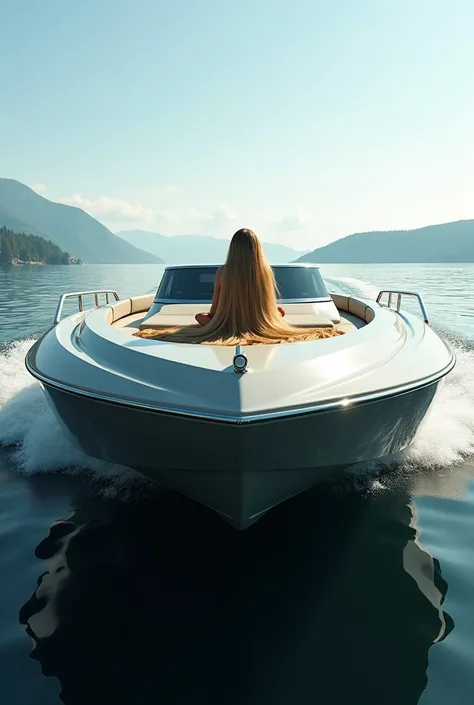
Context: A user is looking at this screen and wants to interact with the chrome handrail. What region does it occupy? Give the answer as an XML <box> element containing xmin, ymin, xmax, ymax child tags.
<box><xmin>53</xmin><ymin>290</ymin><xmax>120</xmax><ymax>325</ymax></box>
<box><xmin>376</xmin><ymin>290</ymin><xmax>430</xmax><ymax>324</ymax></box>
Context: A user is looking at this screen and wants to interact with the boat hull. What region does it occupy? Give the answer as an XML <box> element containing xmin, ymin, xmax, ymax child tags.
<box><xmin>39</xmin><ymin>379</ymin><xmax>440</xmax><ymax>528</ymax></box>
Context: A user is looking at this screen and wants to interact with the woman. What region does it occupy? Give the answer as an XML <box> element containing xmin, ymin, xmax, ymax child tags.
<box><xmin>135</xmin><ymin>228</ymin><xmax>344</xmax><ymax>345</ymax></box>
<box><xmin>194</xmin><ymin>262</ymin><xmax>285</xmax><ymax>327</ymax></box>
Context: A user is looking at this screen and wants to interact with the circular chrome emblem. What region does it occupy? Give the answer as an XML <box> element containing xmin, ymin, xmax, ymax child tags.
<box><xmin>233</xmin><ymin>351</ymin><xmax>248</xmax><ymax>373</ymax></box>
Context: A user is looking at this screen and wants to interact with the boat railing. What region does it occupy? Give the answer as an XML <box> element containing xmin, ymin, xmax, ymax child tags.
<box><xmin>53</xmin><ymin>290</ymin><xmax>120</xmax><ymax>325</ymax></box>
<box><xmin>376</xmin><ymin>290</ymin><xmax>430</xmax><ymax>324</ymax></box>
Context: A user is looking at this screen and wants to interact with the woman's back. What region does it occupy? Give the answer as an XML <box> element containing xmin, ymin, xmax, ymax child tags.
<box><xmin>135</xmin><ymin>229</ymin><xmax>344</xmax><ymax>345</ymax></box>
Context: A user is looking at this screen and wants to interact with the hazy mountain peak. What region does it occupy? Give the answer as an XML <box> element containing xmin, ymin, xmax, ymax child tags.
<box><xmin>296</xmin><ymin>220</ymin><xmax>474</xmax><ymax>264</ymax></box>
<box><xmin>0</xmin><ymin>179</ymin><xmax>162</xmax><ymax>264</ymax></box>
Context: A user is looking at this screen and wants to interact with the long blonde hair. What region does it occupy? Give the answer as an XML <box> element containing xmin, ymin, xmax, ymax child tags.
<box><xmin>135</xmin><ymin>228</ymin><xmax>343</xmax><ymax>345</ymax></box>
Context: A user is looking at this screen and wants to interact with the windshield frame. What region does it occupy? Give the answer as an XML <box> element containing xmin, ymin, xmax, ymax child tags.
<box><xmin>153</xmin><ymin>264</ymin><xmax>331</xmax><ymax>304</ymax></box>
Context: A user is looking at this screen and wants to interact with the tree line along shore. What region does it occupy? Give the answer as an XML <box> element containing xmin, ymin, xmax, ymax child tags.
<box><xmin>0</xmin><ymin>227</ymin><xmax>81</xmax><ymax>265</ymax></box>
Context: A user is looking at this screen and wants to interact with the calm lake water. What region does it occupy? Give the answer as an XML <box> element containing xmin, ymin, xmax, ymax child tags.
<box><xmin>1</xmin><ymin>262</ymin><xmax>474</xmax><ymax>704</ymax></box>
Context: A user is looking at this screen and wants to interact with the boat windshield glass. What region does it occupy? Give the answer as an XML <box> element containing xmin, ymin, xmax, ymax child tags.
<box><xmin>155</xmin><ymin>266</ymin><xmax>329</xmax><ymax>302</ymax></box>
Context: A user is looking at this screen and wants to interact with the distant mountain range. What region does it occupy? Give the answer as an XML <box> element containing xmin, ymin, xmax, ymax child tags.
<box><xmin>116</xmin><ymin>229</ymin><xmax>307</xmax><ymax>264</ymax></box>
<box><xmin>296</xmin><ymin>220</ymin><xmax>474</xmax><ymax>263</ymax></box>
<box><xmin>0</xmin><ymin>179</ymin><xmax>161</xmax><ymax>264</ymax></box>
<box><xmin>2</xmin><ymin>179</ymin><xmax>473</xmax><ymax>266</ymax></box>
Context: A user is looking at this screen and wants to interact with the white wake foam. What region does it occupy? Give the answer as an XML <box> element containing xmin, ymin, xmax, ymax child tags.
<box><xmin>1</xmin><ymin>323</ymin><xmax>474</xmax><ymax>492</ymax></box>
<box><xmin>0</xmin><ymin>339</ymin><xmax>149</xmax><ymax>497</ymax></box>
<box><xmin>326</xmin><ymin>275</ymin><xmax>380</xmax><ymax>300</ymax></box>
<box><xmin>328</xmin><ymin>276</ymin><xmax>474</xmax><ymax>467</ymax></box>
<box><xmin>408</xmin><ymin>345</ymin><xmax>474</xmax><ymax>465</ymax></box>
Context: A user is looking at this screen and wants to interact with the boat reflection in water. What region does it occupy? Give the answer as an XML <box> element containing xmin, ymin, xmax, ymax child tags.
<box><xmin>19</xmin><ymin>477</ymin><xmax>454</xmax><ymax>705</ymax></box>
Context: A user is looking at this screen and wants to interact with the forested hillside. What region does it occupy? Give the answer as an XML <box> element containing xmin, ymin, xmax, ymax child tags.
<box><xmin>0</xmin><ymin>226</ymin><xmax>77</xmax><ymax>264</ymax></box>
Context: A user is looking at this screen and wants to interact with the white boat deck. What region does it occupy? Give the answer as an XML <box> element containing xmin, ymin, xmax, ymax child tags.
<box><xmin>111</xmin><ymin>310</ymin><xmax>366</xmax><ymax>334</ymax></box>
<box><xmin>31</xmin><ymin>287</ymin><xmax>454</xmax><ymax>425</ymax></box>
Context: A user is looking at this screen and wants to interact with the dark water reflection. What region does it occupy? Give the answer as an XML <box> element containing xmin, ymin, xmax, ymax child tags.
<box><xmin>19</xmin><ymin>480</ymin><xmax>452</xmax><ymax>705</ymax></box>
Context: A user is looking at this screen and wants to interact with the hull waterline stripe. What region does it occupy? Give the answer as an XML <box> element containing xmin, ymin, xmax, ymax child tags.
<box><xmin>25</xmin><ymin>353</ymin><xmax>456</xmax><ymax>425</ymax></box>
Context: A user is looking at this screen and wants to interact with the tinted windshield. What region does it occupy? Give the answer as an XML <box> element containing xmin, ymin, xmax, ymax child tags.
<box><xmin>155</xmin><ymin>266</ymin><xmax>329</xmax><ymax>302</ymax></box>
<box><xmin>156</xmin><ymin>267</ymin><xmax>218</xmax><ymax>301</ymax></box>
<box><xmin>275</xmin><ymin>267</ymin><xmax>329</xmax><ymax>300</ymax></box>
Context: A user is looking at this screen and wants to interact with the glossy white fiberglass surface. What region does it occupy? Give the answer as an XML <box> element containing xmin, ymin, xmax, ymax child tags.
<box><xmin>30</xmin><ymin>296</ymin><xmax>454</xmax><ymax>417</ymax></box>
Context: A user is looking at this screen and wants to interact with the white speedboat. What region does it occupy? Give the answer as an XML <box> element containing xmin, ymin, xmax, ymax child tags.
<box><xmin>25</xmin><ymin>264</ymin><xmax>455</xmax><ymax>528</ymax></box>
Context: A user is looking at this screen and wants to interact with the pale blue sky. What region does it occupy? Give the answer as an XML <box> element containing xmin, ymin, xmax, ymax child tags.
<box><xmin>1</xmin><ymin>0</ymin><xmax>473</xmax><ymax>248</ymax></box>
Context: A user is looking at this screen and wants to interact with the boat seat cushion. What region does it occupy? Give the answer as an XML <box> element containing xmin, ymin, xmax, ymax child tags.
<box><xmin>331</xmin><ymin>294</ymin><xmax>350</xmax><ymax>312</ymax></box>
<box><xmin>284</xmin><ymin>313</ymin><xmax>334</xmax><ymax>328</ymax></box>
<box><xmin>348</xmin><ymin>298</ymin><xmax>375</xmax><ymax>323</ymax></box>
<box><xmin>109</xmin><ymin>295</ymin><xmax>156</xmax><ymax>324</ymax></box>
<box><xmin>110</xmin><ymin>299</ymin><xmax>132</xmax><ymax>323</ymax></box>
<box><xmin>130</xmin><ymin>294</ymin><xmax>155</xmax><ymax>314</ymax></box>
<box><xmin>348</xmin><ymin>298</ymin><xmax>368</xmax><ymax>319</ymax></box>
<box><xmin>332</xmin><ymin>294</ymin><xmax>374</xmax><ymax>323</ymax></box>
<box><xmin>366</xmin><ymin>307</ymin><xmax>375</xmax><ymax>323</ymax></box>
<box><xmin>140</xmin><ymin>304</ymin><xmax>335</xmax><ymax>330</ymax></box>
